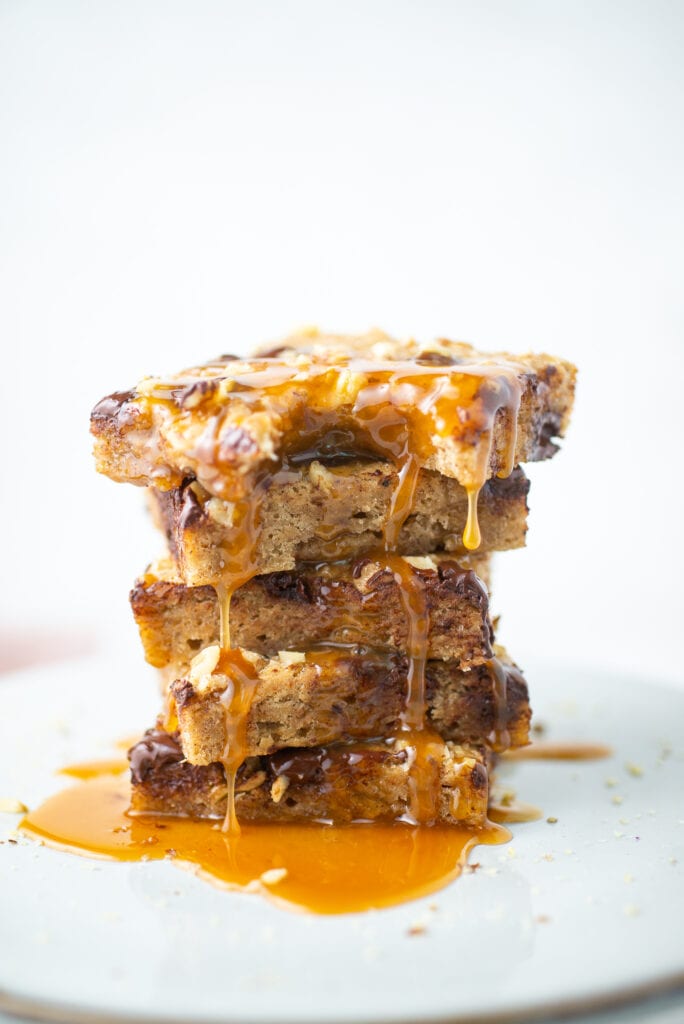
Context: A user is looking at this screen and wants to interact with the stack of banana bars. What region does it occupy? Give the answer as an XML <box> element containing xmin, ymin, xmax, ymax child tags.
<box><xmin>91</xmin><ymin>331</ymin><xmax>575</xmax><ymax>829</ymax></box>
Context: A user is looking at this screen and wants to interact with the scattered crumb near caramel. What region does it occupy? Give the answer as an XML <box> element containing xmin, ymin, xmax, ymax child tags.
<box><xmin>0</xmin><ymin>798</ymin><xmax>28</xmax><ymax>814</ymax></box>
<box><xmin>270</xmin><ymin>775</ymin><xmax>290</xmax><ymax>804</ymax></box>
<box><xmin>532</xmin><ymin>721</ymin><xmax>546</xmax><ymax>736</ymax></box>
<box><xmin>428</xmin><ymin>902</ymin><xmax>439</xmax><ymax>912</ymax></box>
<box><xmin>165</xmin><ymin>848</ymin><xmax>178</xmax><ymax>859</ymax></box>
<box><xmin>407</xmin><ymin>923</ymin><xmax>427</xmax><ymax>936</ymax></box>
<box><xmin>465</xmin><ymin>862</ymin><xmax>481</xmax><ymax>874</ymax></box>
<box><xmin>546</xmin><ymin>816</ymin><xmax>558</xmax><ymax>824</ymax></box>
<box><xmin>535</xmin><ymin>914</ymin><xmax>551</xmax><ymax>925</ymax></box>
<box><xmin>612</xmin><ymin>795</ymin><xmax>624</xmax><ymax>805</ymax></box>
<box><xmin>626</xmin><ymin>762</ymin><xmax>644</xmax><ymax>778</ymax></box>
<box><xmin>260</xmin><ymin>867</ymin><xmax>288</xmax><ymax>886</ymax></box>
<box><xmin>541</xmin><ymin>853</ymin><xmax>554</xmax><ymax>862</ymax></box>
<box><xmin>605</xmin><ymin>777</ymin><xmax>618</xmax><ymax>788</ymax></box>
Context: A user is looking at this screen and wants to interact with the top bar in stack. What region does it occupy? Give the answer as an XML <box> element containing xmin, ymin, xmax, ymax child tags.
<box><xmin>91</xmin><ymin>329</ymin><xmax>576</xmax><ymax>832</ymax></box>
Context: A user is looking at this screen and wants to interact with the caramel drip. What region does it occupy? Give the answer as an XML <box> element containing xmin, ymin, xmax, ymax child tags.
<box><xmin>378</xmin><ymin>555</ymin><xmax>442</xmax><ymax>824</ymax></box>
<box><xmin>214</xmin><ymin>492</ymin><xmax>264</xmax><ymax>648</ymax></box>
<box><xmin>199</xmin><ymin>481</ymin><xmax>265</xmax><ymax>832</ymax></box>
<box><xmin>216</xmin><ymin>648</ymin><xmax>261</xmax><ymax>835</ymax></box>
<box><xmin>462</xmin><ymin>374</ymin><xmax>521</xmax><ymax>551</ymax></box>
<box><xmin>161</xmin><ymin>690</ymin><xmax>178</xmax><ymax>733</ymax></box>
<box><xmin>20</xmin><ymin>776</ymin><xmax>510</xmax><ymax>914</ymax></box>
<box><xmin>463</xmin><ymin>486</ymin><xmax>482</xmax><ymax>551</ymax></box>
<box><xmin>487</xmin><ymin>656</ymin><xmax>511</xmax><ymax>753</ymax></box>
<box><xmin>347</xmin><ymin>397</ymin><xmax>445</xmax><ymax>823</ymax></box>
<box><xmin>214</xmin><ymin>503</ymin><xmax>262</xmax><ymax>835</ymax></box>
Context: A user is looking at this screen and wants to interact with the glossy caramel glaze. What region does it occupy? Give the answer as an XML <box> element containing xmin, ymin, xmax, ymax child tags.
<box><xmin>91</xmin><ymin>332</ymin><xmax>573</xmax><ymax>511</ymax></box>
<box><xmin>20</xmin><ymin>774</ymin><xmax>509</xmax><ymax>914</ymax></box>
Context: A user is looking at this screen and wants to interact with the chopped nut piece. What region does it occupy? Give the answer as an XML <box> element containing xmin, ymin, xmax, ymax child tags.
<box><xmin>403</xmin><ymin>556</ymin><xmax>437</xmax><ymax>570</ymax></box>
<box><xmin>188</xmin><ymin>645</ymin><xmax>221</xmax><ymax>691</ymax></box>
<box><xmin>205</xmin><ymin>497</ymin><xmax>236</xmax><ymax>529</ymax></box>
<box><xmin>277</xmin><ymin>650</ymin><xmax>306</xmax><ymax>667</ymax></box>
<box><xmin>546</xmin><ymin>816</ymin><xmax>558</xmax><ymax>824</ymax></box>
<box><xmin>270</xmin><ymin>776</ymin><xmax>290</xmax><ymax>804</ymax></box>
<box><xmin>626</xmin><ymin>762</ymin><xmax>644</xmax><ymax>778</ymax></box>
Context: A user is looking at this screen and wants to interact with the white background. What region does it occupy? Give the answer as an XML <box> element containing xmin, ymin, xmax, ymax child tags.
<box><xmin>1</xmin><ymin>0</ymin><xmax>682</xmax><ymax>686</ymax></box>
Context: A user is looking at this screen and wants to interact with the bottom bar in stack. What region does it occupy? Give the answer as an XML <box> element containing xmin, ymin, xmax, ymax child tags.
<box><xmin>129</xmin><ymin>731</ymin><xmax>491</xmax><ymax>825</ymax></box>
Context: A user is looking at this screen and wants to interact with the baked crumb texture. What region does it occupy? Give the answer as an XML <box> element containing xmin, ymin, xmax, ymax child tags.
<box><xmin>91</xmin><ymin>329</ymin><xmax>575</xmax><ymax>825</ymax></box>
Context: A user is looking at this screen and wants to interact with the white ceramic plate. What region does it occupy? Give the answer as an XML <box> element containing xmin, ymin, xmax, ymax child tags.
<box><xmin>1</xmin><ymin>652</ymin><xmax>683</xmax><ymax>1024</ymax></box>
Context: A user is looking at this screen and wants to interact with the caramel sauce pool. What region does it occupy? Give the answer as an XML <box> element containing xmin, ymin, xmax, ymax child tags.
<box><xmin>20</xmin><ymin>742</ymin><xmax>608</xmax><ymax>912</ymax></box>
<box><xmin>20</xmin><ymin>772</ymin><xmax>509</xmax><ymax>915</ymax></box>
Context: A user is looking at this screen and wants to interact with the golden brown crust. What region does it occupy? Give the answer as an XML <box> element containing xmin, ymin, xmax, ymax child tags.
<box><xmin>153</xmin><ymin>462</ymin><xmax>529</xmax><ymax>586</ymax></box>
<box><xmin>171</xmin><ymin>649</ymin><xmax>530</xmax><ymax>763</ymax></box>
<box><xmin>128</xmin><ymin>730</ymin><xmax>490</xmax><ymax>825</ymax></box>
<box><xmin>130</xmin><ymin>554</ymin><xmax>494</xmax><ymax>671</ymax></box>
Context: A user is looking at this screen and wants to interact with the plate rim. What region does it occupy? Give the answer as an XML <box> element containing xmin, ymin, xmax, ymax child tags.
<box><xmin>2</xmin><ymin>971</ymin><xmax>684</xmax><ymax>1024</ymax></box>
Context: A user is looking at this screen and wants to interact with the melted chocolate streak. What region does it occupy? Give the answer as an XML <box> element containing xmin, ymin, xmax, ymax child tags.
<box><xmin>128</xmin><ymin>730</ymin><xmax>184</xmax><ymax>784</ymax></box>
<box><xmin>129</xmin><ymin>728</ymin><xmax>408</xmax><ymax>789</ymax></box>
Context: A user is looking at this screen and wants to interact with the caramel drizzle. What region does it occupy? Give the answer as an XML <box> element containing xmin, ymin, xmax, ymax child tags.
<box><xmin>462</xmin><ymin>374</ymin><xmax>522</xmax><ymax>551</ymax></box>
<box><xmin>216</xmin><ymin>648</ymin><xmax>261</xmax><ymax>834</ymax></box>
<box><xmin>171</xmin><ymin>356</ymin><xmax>524</xmax><ymax>832</ymax></box>
<box><xmin>214</xmin><ymin>493</ymin><xmax>263</xmax><ymax>835</ymax></box>
<box><xmin>348</xmin><ymin>401</ymin><xmax>441</xmax><ymax>823</ymax></box>
<box><xmin>487</xmin><ymin>656</ymin><xmax>512</xmax><ymax>753</ymax></box>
